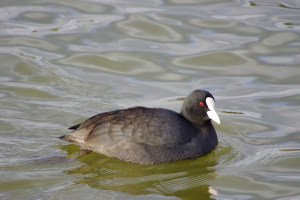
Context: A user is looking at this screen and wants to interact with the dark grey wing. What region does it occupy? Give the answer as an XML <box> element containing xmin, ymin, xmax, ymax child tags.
<box><xmin>70</xmin><ymin>110</ymin><xmax>121</xmax><ymax>131</ymax></box>
<box><xmin>61</xmin><ymin>110</ymin><xmax>121</xmax><ymax>144</ymax></box>
<box><xmin>84</xmin><ymin>107</ymin><xmax>197</xmax><ymax>148</ymax></box>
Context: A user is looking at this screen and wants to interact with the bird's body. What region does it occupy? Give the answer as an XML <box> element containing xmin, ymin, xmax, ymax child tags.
<box><xmin>59</xmin><ymin>90</ymin><xmax>220</xmax><ymax>164</ymax></box>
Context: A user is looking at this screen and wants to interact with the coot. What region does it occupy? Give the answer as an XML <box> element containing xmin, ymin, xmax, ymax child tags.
<box><xmin>59</xmin><ymin>90</ymin><xmax>220</xmax><ymax>164</ymax></box>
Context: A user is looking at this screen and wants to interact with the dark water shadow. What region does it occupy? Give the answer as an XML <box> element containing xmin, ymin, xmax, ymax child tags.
<box><xmin>60</xmin><ymin>144</ymin><xmax>220</xmax><ymax>200</ymax></box>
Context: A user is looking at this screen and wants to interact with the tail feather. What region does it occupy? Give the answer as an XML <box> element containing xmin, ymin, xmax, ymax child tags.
<box><xmin>58</xmin><ymin>135</ymin><xmax>65</xmax><ymax>140</ymax></box>
<box><xmin>69</xmin><ymin>123</ymin><xmax>81</xmax><ymax>130</ymax></box>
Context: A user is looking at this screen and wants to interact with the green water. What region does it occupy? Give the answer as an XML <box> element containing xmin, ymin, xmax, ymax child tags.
<box><xmin>1</xmin><ymin>0</ymin><xmax>300</xmax><ymax>199</ymax></box>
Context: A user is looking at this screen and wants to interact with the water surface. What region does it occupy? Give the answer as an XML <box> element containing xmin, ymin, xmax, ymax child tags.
<box><xmin>1</xmin><ymin>0</ymin><xmax>300</xmax><ymax>199</ymax></box>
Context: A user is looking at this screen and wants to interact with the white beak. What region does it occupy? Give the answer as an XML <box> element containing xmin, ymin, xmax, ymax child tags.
<box><xmin>206</xmin><ymin>97</ymin><xmax>220</xmax><ymax>124</ymax></box>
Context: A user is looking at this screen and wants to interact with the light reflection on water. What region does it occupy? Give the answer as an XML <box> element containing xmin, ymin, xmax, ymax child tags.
<box><xmin>1</xmin><ymin>0</ymin><xmax>300</xmax><ymax>199</ymax></box>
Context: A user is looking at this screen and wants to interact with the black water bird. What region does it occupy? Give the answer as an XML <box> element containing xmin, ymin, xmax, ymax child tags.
<box><xmin>59</xmin><ymin>90</ymin><xmax>220</xmax><ymax>164</ymax></box>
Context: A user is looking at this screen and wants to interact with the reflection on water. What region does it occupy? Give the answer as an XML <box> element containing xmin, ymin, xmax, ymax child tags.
<box><xmin>64</xmin><ymin>145</ymin><xmax>220</xmax><ymax>200</ymax></box>
<box><xmin>1</xmin><ymin>0</ymin><xmax>300</xmax><ymax>199</ymax></box>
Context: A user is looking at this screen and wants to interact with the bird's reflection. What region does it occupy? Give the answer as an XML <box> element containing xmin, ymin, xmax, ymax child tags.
<box><xmin>61</xmin><ymin>144</ymin><xmax>220</xmax><ymax>200</ymax></box>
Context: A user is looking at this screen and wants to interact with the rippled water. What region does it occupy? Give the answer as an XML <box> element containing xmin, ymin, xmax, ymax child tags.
<box><xmin>1</xmin><ymin>0</ymin><xmax>300</xmax><ymax>199</ymax></box>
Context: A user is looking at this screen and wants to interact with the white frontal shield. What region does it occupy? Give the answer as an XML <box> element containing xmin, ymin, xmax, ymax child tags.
<box><xmin>206</xmin><ymin>97</ymin><xmax>220</xmax><ymax>124</ymax></box>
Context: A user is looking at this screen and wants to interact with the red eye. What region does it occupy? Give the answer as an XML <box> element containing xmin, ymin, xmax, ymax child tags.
<box><xmin>199</xmin><ymin>102</ymin><xmax>204</xmax><ymax>106</ymax></box>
